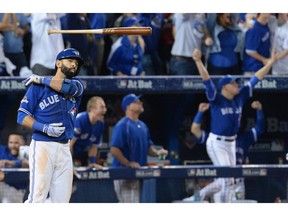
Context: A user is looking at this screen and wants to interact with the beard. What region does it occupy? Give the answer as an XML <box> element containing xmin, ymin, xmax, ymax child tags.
<box><xmin>61</xmin><ymin>65</ymin><xmax>78</xmax><ymax>78</ymax></box>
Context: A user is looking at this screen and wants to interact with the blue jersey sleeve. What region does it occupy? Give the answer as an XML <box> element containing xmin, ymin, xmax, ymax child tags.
<box><xmin>194</xmin><ymin>130</ymin><xmax>208</xmax><ymax>145</ymax></box>
<box><xmin>254</xmin><ymin>110</ymin><xmax>265</xmax><ymax>136</ymax></box>
<box><xmin>236</xmin><ymin>109</ymin><xmax>265</xmax><ymax>165</ymax></box>
<box><xmin>110</xmin><ymin>121</ymin><xmax>127</xmax><ymax>149</ymax></box>
<box><xmin>107</xmin><ymin>45</ymin><xmax>123</xmax><ymax>75</ymax></box>
<box><xmin>248</xmin><ymin>76</ymin><xmax>260</xmax><ymax>88</ymax></box>
<box><xmin>238</xmin><ymin>77</ymin><xmax>258</xmax><ymax>103</ymax></box>
<box><xmin>60</xmin><ymin>78</ymin><xmax>84</xmax><ymax>97</ymax></box>
<box><xmin>203</xmin><ymin>79</ymin><xmax>217</xmax><ymax>101</ymax></box>
<box><xmin>73</xmin><ymin>114</ymin><xmax>82</xmax><ymax>139</ymax></box>
<box><xmin>17</xmin><ymin>84</ymin><xmax>43</xmax><ymax>124</ymax></box>
<box><xmin>236</xmin><ymin>130</ymin><xmax>256</xmax><ymax>164</ymax></box>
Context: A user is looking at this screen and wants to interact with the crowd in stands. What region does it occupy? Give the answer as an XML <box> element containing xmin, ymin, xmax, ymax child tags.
<box><xmin>0</xmin><ymin>13</ymin><xmax>287</xmax><ymax>77</ymax></box>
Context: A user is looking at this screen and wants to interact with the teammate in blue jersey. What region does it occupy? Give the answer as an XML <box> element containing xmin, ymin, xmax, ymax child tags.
<box><xmin>0</xmin><ymin>131</ymin><xmax>28</xmax><ymax>169</ymax></box>
<box><xmin>183</xmin><ymin>101</ymin><xmax>265</xmax><ymax>202</ymax></box>
<box><xmin>0</xmin><ymin>131</ymin><xmax>29</xmax><ymax>203</ymax></box>
<box><xmin>192</xmin><ymin>48</ymin><xmax>276</xmax><ymax>202</ymax></box>
<box><xmin>17</xmin><ymin>48</ymin><xmax>84</xmax><ymax>203</ymax></box>
<box><xmin>70</xmin><ymin>96</ymin><xmax>107</xmax><ymax>169</ymax></box>
<box><xmin>110</xmin><ymin>93</ymin><xmax>168</xmax><ymax>202</ymax></box>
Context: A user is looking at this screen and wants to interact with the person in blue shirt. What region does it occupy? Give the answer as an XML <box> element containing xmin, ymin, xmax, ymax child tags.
<box><xmin>183</xmin><ymin>100</ymin><xmax>265</xmax><ymax>202</ymax></box>
<box><xmin>137</xmin><ymin>13</ymin><xmax>165</xmax><ymax>75</ymax></box>
<box><xmin>107</xmin><ymin>17</ymin><xmax>145</xmax><ymax>76</ymax></box>
<box><xmin>242</xmin><ymin>13</ymin><xmax>272</xmax><ymax>75</ymax></box>
<box><xmin>192</xmin><ymin>47</ymin><xmax>276</xmax><ymax>202</ymax></box>
<box><xmin>70</xmin><ymin>96</ymin><xmax>107</xmax><ymax>169</ymax></box>
<box><xmin>207</xmin><ymin>13</ymin><xmax>243</xmax><ymax>75</ymax></box>
<box><xmin>0</xmin><ymin>131</ymin><xmax>28</xmax><ymax>168</ymax></box>
<box><xmin>110</xmin><ymin>93</ymin><xmax>168</xmax><ymax>202</ymax></box>
<box><xmin>0</xmin><ymin>131</ymin><xmax>29</xmax><ymax>203</ymax></box>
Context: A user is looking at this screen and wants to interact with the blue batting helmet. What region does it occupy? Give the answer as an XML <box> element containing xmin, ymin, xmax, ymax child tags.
<box><xmin>56</xmin><ymin>48</ymin><xmax>84</xmax><ymax>67</ymax></box>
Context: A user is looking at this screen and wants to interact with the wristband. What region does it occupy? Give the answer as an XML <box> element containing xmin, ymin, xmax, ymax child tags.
<box><xmin>41</xmin><ymin>77</ymin><xmax>52</xmax><ymax>86</ymax></box>
<box><xmin>193</xmin><ymin>111</ymin><xmax>204</xmax><ymax>124</ymax></box>
<box><xmin>89</xmin><ymin>156</ymin><xmax>97</xmax><ymax>164</ymax></box>
<box><xmin>250</xmin><ymin>76</ymin><xmax>260</xmax><ymax>88</ymax></box>
<box><xmin>32</xmin><ymin>121</ymin><xmax>45</xmax><ymax>132</ymax></box>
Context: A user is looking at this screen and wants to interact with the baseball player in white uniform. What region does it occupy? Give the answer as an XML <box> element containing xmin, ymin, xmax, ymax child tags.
<box><xmin>192</xmin><ymin>48</ymin><xmax>277</xmax><ymax>202</ymax></box>
<box><xmin>183</xmin><ymin>101</ymin><xmax>265</xmax><ymax>202</ymax></box>
<box><xmin>17</xmin><ymin>48</ymin><xmax>84</xmax><ymax>203</ymax></box>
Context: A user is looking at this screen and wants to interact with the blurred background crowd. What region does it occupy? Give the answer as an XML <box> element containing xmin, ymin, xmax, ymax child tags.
<box><xmin>0</xmin><ymin>13</ymin><xmax>287</xmax><ymax>78</ymax></box>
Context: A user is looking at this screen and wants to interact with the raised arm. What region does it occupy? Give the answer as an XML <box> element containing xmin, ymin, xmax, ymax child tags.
<box><xmin>192</xmin><ymin>48</ymin><xmax>216</xmax><ymax>100</ymax></box>
<box><xmin>23</xmin><ymin>75</ymin><xmax>84</xmax><ymax>97</ymax></box>
<box><xmin>254</xmin><ymin>51</ymin><xmax>278</xmax><ymax>80</ymax></box>
<box><xmin>0</xmin><ymin>13</ymin><xmax>16</xmax><ymax>32</ymax></box>
<box><xmin>192</xmin><ymin>48</ymin><xmax>210</xmax><ymax>80</ymax></box>
<box><xmin>191</xmin><ymin>103</ymin><xmax>210</xmax><ymax>138</ymax></box>
<box><xmin>251</xmin><ymin>101</ymin><xmax>265</xmax><ymax>136</ymax></box>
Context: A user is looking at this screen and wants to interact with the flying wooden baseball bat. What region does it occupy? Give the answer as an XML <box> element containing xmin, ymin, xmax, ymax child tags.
<box><xmin>48</xmin><ymin>27</ymin><xmax>152</xmax><ymax>35</ymax></box>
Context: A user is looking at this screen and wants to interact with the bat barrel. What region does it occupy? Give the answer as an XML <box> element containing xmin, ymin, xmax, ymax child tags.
<box><xmin>102</xmin><ymin>27</ymin><xmax>152</xmax><ymax>35</ymax></box>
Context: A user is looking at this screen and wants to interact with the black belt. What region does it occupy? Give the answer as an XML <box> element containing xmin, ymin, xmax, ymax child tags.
<box><xmin>58</xmin><ymin>139</ymin><xmax>69</xmax><ymax>144</ymax></box>
<box><xmin>173</xmin><ymin>55</ymin><xmax>192</xmax><ymax>60</ymax></box>
<box><xmin>216</xmin><ymin>137</ymin><xmax>235</xmax><ymax>142</ymax></box>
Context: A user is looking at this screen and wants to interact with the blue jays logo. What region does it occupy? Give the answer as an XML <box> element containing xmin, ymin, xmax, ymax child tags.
<box><xmin>90</xmin><ymin>135</ymin><xmax>97</xmax><ymax>143</ymax></box>
<box><xmin>21</xmin><ymin>96</ymin><xmax>29</xmax><ymax>104</ymax></box>
<box><xmin>69</xmin><ymin>97</ymin><xmax>76</xmax><ymax>103</ymax></box>
<box><xmin>73</xmin><ymin>50</ymin><xmax>80</xmax><ymax>56</ymax></box>
<box><xmin>193</xmin><ymin>20</ymin><xmax>205</xmax><ymax>34</ymax></box>
<box><xmin>69</xmin><ymin>105</ymin><xmax>77</xmax><ymax>119</ymax></box>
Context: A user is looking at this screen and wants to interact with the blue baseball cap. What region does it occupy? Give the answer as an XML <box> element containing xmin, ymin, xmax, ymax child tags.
<box><xmin>123</xmin><ymin>17</ymin><xmax>142</xmax><ymax>27</ymax></box>
<box><xmin>121</xmin><ymin>93</ymin><xmax>142</xmax><ymax>111</ymax></box>
<box><xmin>218</xmin><ymin>75</ymin><xmax>240</xmax><ymax>89</ymax></box>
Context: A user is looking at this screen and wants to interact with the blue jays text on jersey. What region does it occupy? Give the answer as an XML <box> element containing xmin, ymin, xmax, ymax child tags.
<box><xmin>203</xmin><ymin>77</ymin><xmax>259</xmax><ymax>136</ymax></box>
<box><xmin>17</xmin><ymin>78</ymin><xmax>84</xmax><ymax>141</ymax></box>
